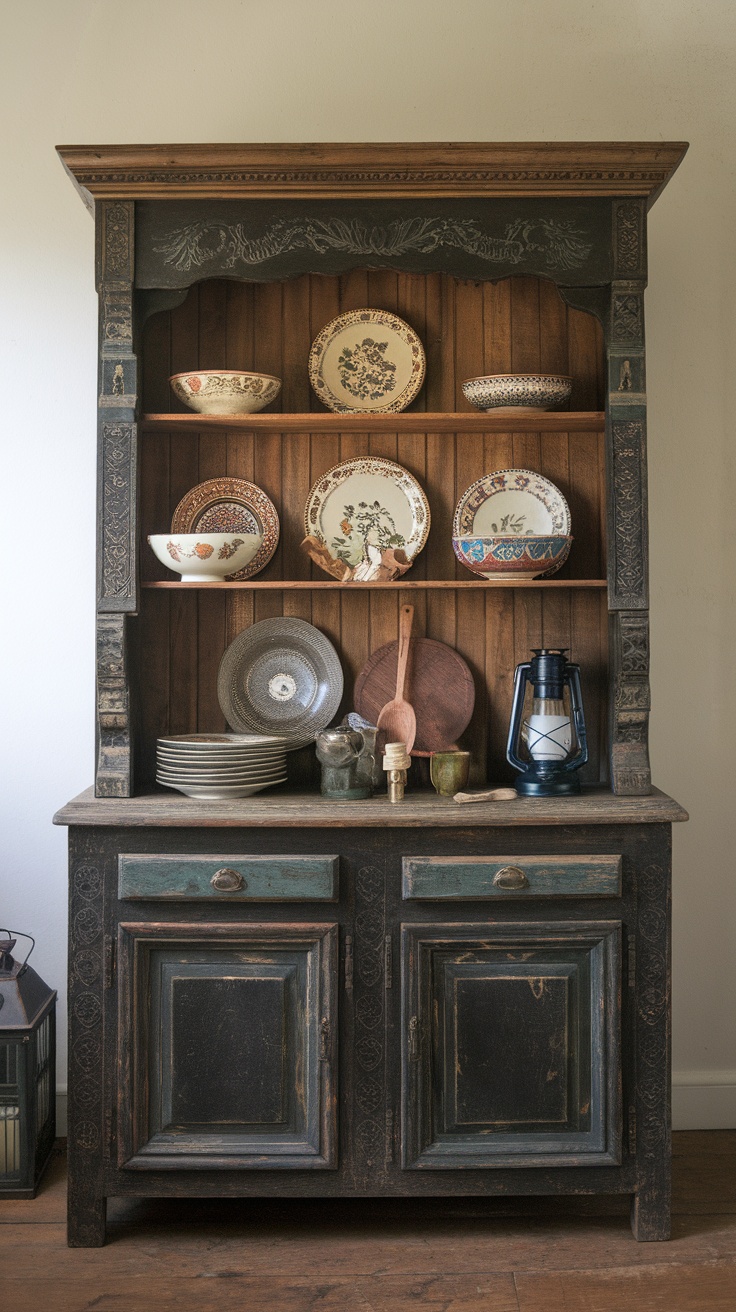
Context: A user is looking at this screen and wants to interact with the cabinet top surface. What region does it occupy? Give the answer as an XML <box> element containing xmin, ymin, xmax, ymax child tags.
<box><xmin>57</xmin><ymin>141</ymin><xmax>688</xmax><ymax>207</ymax></box>
<box><xmin>54</xmin><ymin>786</ymin><xmax>688</xmax><ymax>829</ymax></box>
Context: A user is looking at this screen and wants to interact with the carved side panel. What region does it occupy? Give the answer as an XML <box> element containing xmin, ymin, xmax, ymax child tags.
<box><xmin>613</xmin><ymin>200</ymin><xmax>647</xmax><ymax>281</ymax></box>
<box><xmin>608</xmin><ymin>418</ymin><xmax>649</xmax><ymax>609</ymax></box>
<box><xmin>95</xmin><ymin>202</ymin><xmax>137</xmax><ymax>796</ymax></box>
<box><xmin>96</xmin><ymin>201</ymin><xmax>138</xmax><ymax>613</ymax></box>
<box><xmin>96</xmin><ymin>614</ymin><xmax>132</xmax><ymax>798</ymax></box>
<box><xmin>631</xmin><ymin>845</ymin><xmax>671</xmax><ymax>1239</ymax></box>
<box><xmin>67</xmin><ymin>836</ymin><xmax>107</xmax><ymax>1245</ymax></box>
<box><xmin>610</xmin><ymin>612</ymin><xmax>651</xmax><ymax>795</ymax></box>
<box><xmin>607</xmin><ymin>267</ymin><xmax>648</xmax><ymax>610</ymax></box>
<box><xmin>352</xmin><ymin>864</ymin><xmax>389</xmax><ymax>1183</ymax></box>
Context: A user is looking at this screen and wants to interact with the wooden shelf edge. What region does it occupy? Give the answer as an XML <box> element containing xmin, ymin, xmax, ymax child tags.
<box><xmin>141</xmin><ymin>578</ymin><xmax>608</xmax><ymax>590</ymax></box>
<box><xmin>53</xmin><ymin>784</ymin><xmax>690</xmax><ymax>829</ymax></box>
<box><xmin>141</xmin><ymin>411</ymin><xmax>606</xmax><ymax>435</ymax></box>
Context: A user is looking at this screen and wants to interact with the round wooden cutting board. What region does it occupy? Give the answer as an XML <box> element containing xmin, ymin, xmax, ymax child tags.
<box><xmin>354</xmin><ymin>638</ymin><xmax>475</xmax><ymax>755</ymax></box>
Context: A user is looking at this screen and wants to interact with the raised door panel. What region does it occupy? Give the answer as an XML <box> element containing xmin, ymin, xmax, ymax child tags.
<box><xmin>117</xmin><ymin>922</ymin><xmax>337</xmax><ymax>1169</ymax></box>
<box><xmin>401</xmin><ymin>921</ymin><xmax>621</xmax><ymax>1169</ymax></box>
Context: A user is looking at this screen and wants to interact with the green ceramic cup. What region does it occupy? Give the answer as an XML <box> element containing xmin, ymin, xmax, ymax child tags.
<box><xmin>430</xmin><ymin>750</ymin><xmax>471</xmax><ymax>797</ymax></box>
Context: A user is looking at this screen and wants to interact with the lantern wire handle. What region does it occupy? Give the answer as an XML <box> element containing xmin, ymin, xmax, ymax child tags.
<box><xmin>0</xmin><ymin>929</ymin><xmax>35</xmax><ymax>975</ymax></box>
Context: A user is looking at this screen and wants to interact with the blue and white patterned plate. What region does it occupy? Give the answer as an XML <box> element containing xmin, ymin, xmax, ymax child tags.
<box><xmin>453</xmin><ymin>469</ymin><xmax>571</xmax><ymax>538</ymax></box>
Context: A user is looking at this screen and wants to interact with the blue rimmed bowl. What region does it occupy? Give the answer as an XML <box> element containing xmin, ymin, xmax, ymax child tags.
<box><xmin>453</xmin><ymin>534</ymin><xmax>572</xmax><ymax>580</ymax></box>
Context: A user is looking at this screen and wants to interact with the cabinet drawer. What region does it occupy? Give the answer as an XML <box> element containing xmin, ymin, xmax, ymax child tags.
<box><xmin>118</xmin><ymin>854</ymin><xmax>339</xmax><ymax>901</ymax></box>
<box><xmin>402</xmin><ymin>855</ymin><xmax>621</xmax><ymax>900</ymax></box>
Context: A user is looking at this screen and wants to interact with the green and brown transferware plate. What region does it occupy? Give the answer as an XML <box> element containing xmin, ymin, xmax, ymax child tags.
<box><xmin>303</xmin><ymin>457</ymin><xmax>430</xmax><ymax>583</ymax></box>
<box><xmin>308</xmin><ymin>308</ymin><xmax>426</xmax><ymax>413</ymax></box>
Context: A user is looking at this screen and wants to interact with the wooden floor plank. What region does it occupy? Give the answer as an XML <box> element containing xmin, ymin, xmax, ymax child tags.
<box><xmin>514</xmin><ymin>1261</ymin><xmax>736</xmax><ymax>1312</ymax></box>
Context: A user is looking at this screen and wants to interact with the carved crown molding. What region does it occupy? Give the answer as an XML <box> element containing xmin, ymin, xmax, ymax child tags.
<box><xmin>57</xmin><ymin>142</ymin><xmax>688</xmax><ymax>209</ymax></box>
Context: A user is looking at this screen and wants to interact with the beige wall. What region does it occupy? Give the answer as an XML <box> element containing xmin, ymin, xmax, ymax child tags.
<box><xmin>1</xmin><ymin>0</ymin><xmax>734</xmax><ymax>1127</ymax></box>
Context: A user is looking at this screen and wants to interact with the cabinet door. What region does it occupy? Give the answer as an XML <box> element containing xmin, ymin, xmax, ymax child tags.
<box><xmin>117</xmin><ymin>922</ymin><xmax>337</xmax><ymax>1169</ymax></box>
<box><xmin>401</xmin><ymin>921</ymin><xmax>621</xmax><ymax>1169</ymax></box>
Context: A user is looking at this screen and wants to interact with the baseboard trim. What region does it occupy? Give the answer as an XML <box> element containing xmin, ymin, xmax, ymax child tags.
<box><xmin>55</xmin><ymin>1077</ymin><xmax>736</xmax><ymax>1141</ymax></box>
<box><xmin>672</xmin><ymin>1071</ymin><xmax>736</xmax><ymax>1130</ymax></box>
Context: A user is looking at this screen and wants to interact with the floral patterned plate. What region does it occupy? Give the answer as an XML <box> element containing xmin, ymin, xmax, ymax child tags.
<box><xmin>304</xmin><ymin>457</ymin><xmax>430</xmax><ymax>582</ymax></box>
<box><xmin>308</xmin><ymin>309</ymin><xmax>425</xmax><ymax>413</ymax></box>
<box><xmin>171</xmin><ymin>477</ymin><xmax>279</xmax><ymax>580</ymax></box>
<box><xmin>453</xmin><ymin>469</ymin><xmax>571</xmax><ymax>538</ymax></box>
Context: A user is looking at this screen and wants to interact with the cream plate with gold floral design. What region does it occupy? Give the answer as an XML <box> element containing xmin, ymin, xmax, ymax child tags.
<box><xmin>308</xmin><ymin>309</ymin><xmax>425</xmax><ymax>413</ymax></box>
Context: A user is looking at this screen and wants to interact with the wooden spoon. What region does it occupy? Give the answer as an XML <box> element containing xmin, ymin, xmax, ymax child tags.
<box><xmin>376</xmin><ymin>604</ymin><xmax>417</xmax><ymax>754</ymax></box>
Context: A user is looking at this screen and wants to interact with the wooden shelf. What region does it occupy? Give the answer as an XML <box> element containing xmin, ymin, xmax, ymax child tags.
<box><xmin>54</xmin><ymin>785</ymin><xmax>689</xmax><ymax>830</ymax></box>
<box><xmin>141</xmin><ymin>411</ymin><xmax>605</xmax><ymax>435</ymax></box>
<box><xmin>141</xmin><ymin>578</ymin><xmax>608</xmax><ymax>590</ymax></box>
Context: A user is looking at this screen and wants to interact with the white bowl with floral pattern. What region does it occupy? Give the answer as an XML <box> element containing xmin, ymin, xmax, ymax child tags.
<box><xmin>148</xmin><ymin>533</ymin><xmax>263</xmax><ymax>581</ymax></box>
<box><xmin>170</xmin><ymin>370</ymin><xmax>281</xmax><ymax>415</ymax></box>
<box><xmin>462</xmin><ymin>373</ymin><xmax>572</xmax><ymax>413</ymax></box>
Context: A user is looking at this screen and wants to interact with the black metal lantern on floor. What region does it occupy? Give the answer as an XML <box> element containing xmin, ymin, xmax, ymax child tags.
<box><xmin>0</xmin><ymin>931</ymin><xmax>56</xmax><ymax>1197</ymax></box>
<box><xmin>506</xmin><ymin>648</ymin><xmax>588</xmax><ymax>796</ymax></box>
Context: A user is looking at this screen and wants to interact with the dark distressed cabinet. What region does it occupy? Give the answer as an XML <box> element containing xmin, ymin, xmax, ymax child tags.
<box><xmin>55</xmin><ymin>143</ymin><xmax>688</xmax><ymax>1246</ymax></box>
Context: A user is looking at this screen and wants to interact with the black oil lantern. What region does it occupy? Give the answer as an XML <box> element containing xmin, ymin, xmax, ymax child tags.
<box><xmin>506</xmin><ymin>649</ymin><xmax>588</xmax><ymax>796</ymax></box>
<box><xmin>0</xmin><ymin>931</ymin><xmax>56</xmax><ymax>1197</ymax></box>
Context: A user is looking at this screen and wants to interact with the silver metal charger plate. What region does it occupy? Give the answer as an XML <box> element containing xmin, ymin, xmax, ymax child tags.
<box><xmin>217</xmin><ymin>617</ymin><xmax>344</xmax><ymax>748</ymax></box>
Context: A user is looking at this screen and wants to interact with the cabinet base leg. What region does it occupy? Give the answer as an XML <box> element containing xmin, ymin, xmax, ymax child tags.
<box><xmin>630</xmin><ymin>1190</ymin><xmax>671</xmax><ymax>1241</ymax></box>
<box><xmin>68</xmin><ymin>1195</ymin><xmax>106</xmax><ymax>1248</ymax></box>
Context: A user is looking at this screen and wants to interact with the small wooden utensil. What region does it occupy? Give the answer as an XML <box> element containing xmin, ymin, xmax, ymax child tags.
<box><xmin>376</xmin><ymin>605</ymin><xmax>417</xmax><ymax>754</ymax></box>
<box><xmin>453</xmin><ymin>787</ymin><xmax>518</xmax><ymax>804</ymax></box>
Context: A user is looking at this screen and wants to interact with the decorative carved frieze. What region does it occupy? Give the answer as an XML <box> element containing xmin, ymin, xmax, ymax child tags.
<box><xmin>154</xmin><ymin>214</ymin><xmax>593</xmax><ymax>275</ymax></box>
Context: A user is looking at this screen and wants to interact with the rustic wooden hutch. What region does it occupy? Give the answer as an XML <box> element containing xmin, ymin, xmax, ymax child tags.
<box><xmin>54</xmin><ymin>142</ymin><xmax>688</xmax><ymax>1246</ymax></box>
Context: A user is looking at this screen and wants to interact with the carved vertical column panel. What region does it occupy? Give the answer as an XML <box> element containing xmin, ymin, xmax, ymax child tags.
<box><xmin>96</xmin><ymin>615</ymin><xmax>132</xmax><ymax>798</ymax></box>
<box><xmin>95</xmin><ymin>201</ymin><xmax>137</xmax><ymax>795</ymax></box>
<box><xmin>631</xmin><ymin>839</ymin><xmax>671</xmax><ymax>1240</ymax></box>
<box><xmin>67</xmin><ymin>834</ymin><xmax>107</xmax><ymax>1246</ymax></box>
<box><xmin>352</xmin><ymin>864</ymin><xmax>389</xmax><ymax>1185</ymax></box>
<box><xmin>607</xmin><ymin>199</ymin><xmax>651</xmax><ymax>793</ymax></box>
<box><xmin>610</xmin><ymin>612</ymin><xmax>651</xmax><ymax>795</ymax></box>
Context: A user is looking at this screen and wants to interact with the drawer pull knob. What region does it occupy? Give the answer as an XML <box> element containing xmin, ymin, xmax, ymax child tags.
<box><xmin>493</xmin><ymin>865</ymin><xmax>529</xmax><ymax>890</ymax></box>
<box><xmin>210</xmin><ymin>867</ymin><xmax>246</xmax><ymax>892</ymax></box>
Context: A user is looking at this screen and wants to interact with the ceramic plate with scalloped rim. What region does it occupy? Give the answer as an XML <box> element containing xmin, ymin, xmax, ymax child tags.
<box><xmin>453</xmin><ymin>469</ymin><xmax>571</xmax><ymax>538</ymax></box>
<box><xmin>308</xmin><ymin>308</ymin><xmax>425</xmax><ymax>413</ymax></box>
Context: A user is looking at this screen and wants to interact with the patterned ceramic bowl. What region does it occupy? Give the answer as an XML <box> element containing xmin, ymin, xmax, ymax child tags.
<box><xmin>462</xmin><ymin>374</ymin><xmax>573</xmax><ymax>413</ymax></box>
<box><xmin>170</xmin><ymin>370</ymin><xmax>282</xmax><ymax>415</ymax></box>
<box><xmin>148</xmin><ymin>533</ymin><xmax>263</xmax><ymax>582</ymax></box>
<box><xmin>453</xmin><ymin>535</ymin><xmax>572</xmax><ymax>580</ymax></box>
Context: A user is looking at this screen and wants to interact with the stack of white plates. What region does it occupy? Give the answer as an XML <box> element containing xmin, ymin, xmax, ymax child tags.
<box><xmin>156</xmin><ymin>733</ymin><xmax>289</xmax><ymax>799</ymax></box>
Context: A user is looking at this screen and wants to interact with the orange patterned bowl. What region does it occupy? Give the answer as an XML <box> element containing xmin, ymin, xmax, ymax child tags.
<box><xmin>170</xmin><ymin>370</ymin><xmax>281</xmax><ymax>415</ymax></box>
<box><xmin>148</xmin><ymin>533</ymin><xmax>262</xmax><ymax>582</ymax></box>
